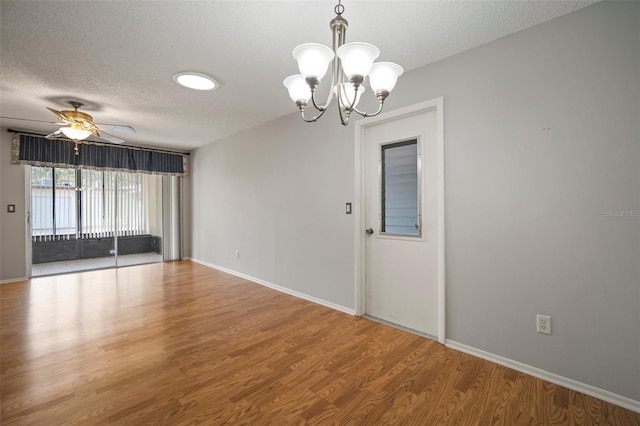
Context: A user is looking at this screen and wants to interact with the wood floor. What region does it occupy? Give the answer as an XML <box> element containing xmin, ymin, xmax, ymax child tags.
<box><xmin>1</xmin><ymin>261</ymin><xmax>638</xmax><ymax>425</ymax></box>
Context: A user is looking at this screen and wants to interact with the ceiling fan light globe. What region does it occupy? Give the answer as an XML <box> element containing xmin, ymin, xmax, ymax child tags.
<box><xmin>369</xmin><ymin>62</ymin><xmax>404</xmax><ymax>93</ymax></box>
<box><xmin>60</xmin><ymin>126</ymin><xmax>91</xmax><ymax>141</ymax></box>
<box><xmin>336</xmin><ymin>42</ymin><xmax>380</xmax><ymax>80</ymax></box>
<box><xmin>292</xmin><ymin>43</ymin><xmax>334</xmax><ymax>80</ymax></box>
<box><xmin>283</xmin><ymin>75</ymin><xmax>312</xmax><ymax>103</ymax></box>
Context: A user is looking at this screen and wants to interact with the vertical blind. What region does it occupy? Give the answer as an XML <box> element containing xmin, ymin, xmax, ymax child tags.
<box><xmin>116</xmin><ymin>172</ymin><xmax>144</xmax><ymax>236</ymax></box>
<box><xmin>80</xmin><ymin>170</ymin><xmax>145</xmax><ymax>238</ymax></box>
<box><xmin>31</xmin><ymin>166</ymin><xmax>149</xmax><ymax>241</ymax></box>
<box><xmin>80</xmin><ymin>169</ymin><xmax>113</xmax><ymax>239</ymax></box>
<box><xmin>31</xmin><ymin>167</ymin><xmax>76</xmax><ymax>241</ymax></box>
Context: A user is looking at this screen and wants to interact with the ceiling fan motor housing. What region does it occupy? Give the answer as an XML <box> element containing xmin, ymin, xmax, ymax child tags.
<box><xmin>64</xmin><ymin>110</ymin><xmax>93</xmax><ymax>122</ymax></box>
<box><xmin>62</xmin><ymin>109</ymin><xmax>96</xmax><ymax>131</ymax></box>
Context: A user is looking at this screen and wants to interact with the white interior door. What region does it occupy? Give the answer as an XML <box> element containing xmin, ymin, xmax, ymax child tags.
<box><xmin>363</xmin><ymin>107</ymin><xmax>441</xmax><ymax>338</ymax></box>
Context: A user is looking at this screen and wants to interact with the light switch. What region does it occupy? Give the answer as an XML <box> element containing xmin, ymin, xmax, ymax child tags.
<box><xmin>346</xmin><ymin>202</ymin><xmax>352</xmax><ymax>214</ymax></box>
<box><xmin>7</xmin><ymin>204</ymin><xmax>15</xmax><ymax>213</ymax></box>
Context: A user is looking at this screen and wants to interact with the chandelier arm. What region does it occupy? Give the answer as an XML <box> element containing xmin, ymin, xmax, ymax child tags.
<box><xmin>310</xmin><ymin>9</ymin><xmax>347</xmax><ymax>112</ymax></box>
<box><xmin>335</xmin><ymin>82</ymin><xmax>359</xmax><ymax>113</ymax></box>
<box><xmin>310</xmin><ymin>90</ymin><xmax>330</xmax><ymax>112</ymax></box>
<box><xmin>301</xmin><ymin>107</ymin><xmax>328</xmax><ymax>123</ymax></box>
<box><xmin>310</xmin><ymin>9</ymin><xmax>349</xmax><ymax>113</ymax></box>
<box><xmin>311</xmin><ymin>88</ymin><xmax>335</xmax><ymax>112</ymax></box>
<box><xmin>345</xmin><ymin>84</ymin><xmax>361</xmax><ymax>111</ymax></box>
<box><xmin>352</xmin><ymin>100</ymin><xmax>385</xmax><ymax>118</ymax></box>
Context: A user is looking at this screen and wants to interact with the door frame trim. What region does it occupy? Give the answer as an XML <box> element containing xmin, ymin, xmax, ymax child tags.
<box><xmin>25</xmin><ymin>166</ymin><xmax>32</xmax><ymax>279</ymax></box>
<box><xmin>354</xmin><ymin>97</ymin><xmax>445</xmax><ymax>344</ymax></box>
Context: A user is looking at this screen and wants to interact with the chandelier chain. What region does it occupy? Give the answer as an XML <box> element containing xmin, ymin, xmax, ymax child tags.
<box><xmin>334</xmin><ymin>0</ymin><xmax>344</xmax><ymax>16</ymax></box>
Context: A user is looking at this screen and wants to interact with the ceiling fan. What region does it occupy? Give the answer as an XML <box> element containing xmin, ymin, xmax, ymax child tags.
<box><xmin>1</xmin><ymin>101</ymin><xmax>135</xmax><ymax>144</ymax></box>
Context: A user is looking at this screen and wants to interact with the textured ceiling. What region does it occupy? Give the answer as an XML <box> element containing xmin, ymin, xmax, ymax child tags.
<box><xmin>0</xmin><ymin>0</ymin><xmax>598</xmax><ymax>151</ymax></box>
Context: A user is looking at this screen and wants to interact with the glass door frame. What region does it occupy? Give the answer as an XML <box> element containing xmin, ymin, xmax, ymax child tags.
<box><xmin>26</xmin><ymin>166</ymin><xmax>165</xmax><ymax>277</ymax></box>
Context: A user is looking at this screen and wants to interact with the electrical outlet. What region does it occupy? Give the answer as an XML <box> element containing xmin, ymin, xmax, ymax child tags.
<box><xmin>536</xmin><ymin>314</ymin><xmax>551</xmax><ymax>335</ymax></box>
<box><xmin>235</xmin><ymin>250</ymin><xmax>240</xmax><ymax>260</ymax></box>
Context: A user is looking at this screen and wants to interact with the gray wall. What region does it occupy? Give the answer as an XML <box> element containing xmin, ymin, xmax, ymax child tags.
<box><xmin>191</xmin><ymin>1</ymin><xmax>639</xmax><ymax>401</ymax></box>
<box><xmin>192</xmin><ymin>116</ymin><xmax>356</xmax><ymax>308</ymax></box>
<box><xmin>0</xmin><ymin>130</ymin><xmax>28</xmax><ymax>281</ymax></box>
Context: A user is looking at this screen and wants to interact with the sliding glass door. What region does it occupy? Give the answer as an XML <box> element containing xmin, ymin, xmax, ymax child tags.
<box><xmin>114</xmin><ymin>171</ymin><xmax>164</xmax><ymax>267</ymax></box>
<box><xmin>30</xmin><ymin>166</ymin><xmax>164</xmax><ymax>276</ymax></box>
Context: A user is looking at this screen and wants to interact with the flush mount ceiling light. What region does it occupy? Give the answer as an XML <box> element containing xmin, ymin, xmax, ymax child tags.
<box><xmin>283</xmin><ymin>0</ymin><xmax>404</xmax><ymax>126</ymax></box>
<box><xmin>173</xmin><ymin>72</ymin><xmax>219</xmax><ymax>91</ymax></box>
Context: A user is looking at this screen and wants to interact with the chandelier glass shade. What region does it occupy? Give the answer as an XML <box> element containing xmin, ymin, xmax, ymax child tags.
<box><xmin>283</xmin><ymin>1</ymin><xmax>403</xmax><ymax>126</ymax></box>
<box><xmin>292</xmin><ymin>44</ymin><xmax>335</xmax><ymax>81</ymax></box>
<box><xmin>335</xmin><ymin>42</ymin><xmax>379</xmax><ymax>80</ymax></box>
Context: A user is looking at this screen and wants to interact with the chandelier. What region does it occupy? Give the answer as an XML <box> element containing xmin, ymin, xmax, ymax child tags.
<box><xmin>283</xmin><ymin>0</ymin><xmax>404</xmax><ymax>126</ymax></box>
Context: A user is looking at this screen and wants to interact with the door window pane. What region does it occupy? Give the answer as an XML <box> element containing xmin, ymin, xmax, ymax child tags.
<box><xmin>381</xmin><ymin>140</ymin><xmax>420</xmax><ymax>236</ymax></box>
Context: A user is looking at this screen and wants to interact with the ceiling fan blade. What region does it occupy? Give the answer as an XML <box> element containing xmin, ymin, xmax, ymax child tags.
<box><xmin>95</xmin><ymin>123</ymin><xmax>136</xmax><ymax>134</ymax></box>
<box><xmin>44</xmin><ymin>130</ymin><xmax>62</xmax><ymax>139</ymax></box>
<box><xmin>46</xmin><ymin>107</ymin><xmax>75</xmax><ymax>124</ymax></box>
<box><xmin>94</xmin><ymin>131</ymin><xmax>125</xmax><ymax>144</ymax></box>
<box><xmin>0</xmin><ymin>115</ymin><xmax>61</xmax><ymax>125</ymax></box>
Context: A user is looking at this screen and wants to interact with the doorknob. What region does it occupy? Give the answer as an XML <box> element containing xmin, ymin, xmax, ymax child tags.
<box><xmin>366</xmin><ymin>228</ymin><xmax>374</xmax><ymax>235</ymax></box>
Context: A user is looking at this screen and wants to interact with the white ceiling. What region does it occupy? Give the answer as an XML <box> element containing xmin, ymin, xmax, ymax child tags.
<box><xmin>0</xmin><ymin>0</ymin><xmax>597</xmax><ymax>151</ymax></box>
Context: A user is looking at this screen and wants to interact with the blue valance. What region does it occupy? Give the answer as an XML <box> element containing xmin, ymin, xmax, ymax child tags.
<box><xmin>12</xmin><ymin>134</ymin><xmax>188</xmax><ymax>176</ymax></box>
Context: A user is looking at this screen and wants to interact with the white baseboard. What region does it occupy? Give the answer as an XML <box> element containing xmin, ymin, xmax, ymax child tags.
<box><xmin>0</xmin><ymin>276</ymin><xmax>28</xmax><ymax>285</ymax></box>
<box><xmin>190</xmin><ymin>258</ymin><xmax>355</xmax><ymax>316</ymax></box>
<box><xmin>446</xmin><ymin>340</ymin><xmax>640</xmax><ymax>414</ymax></box>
